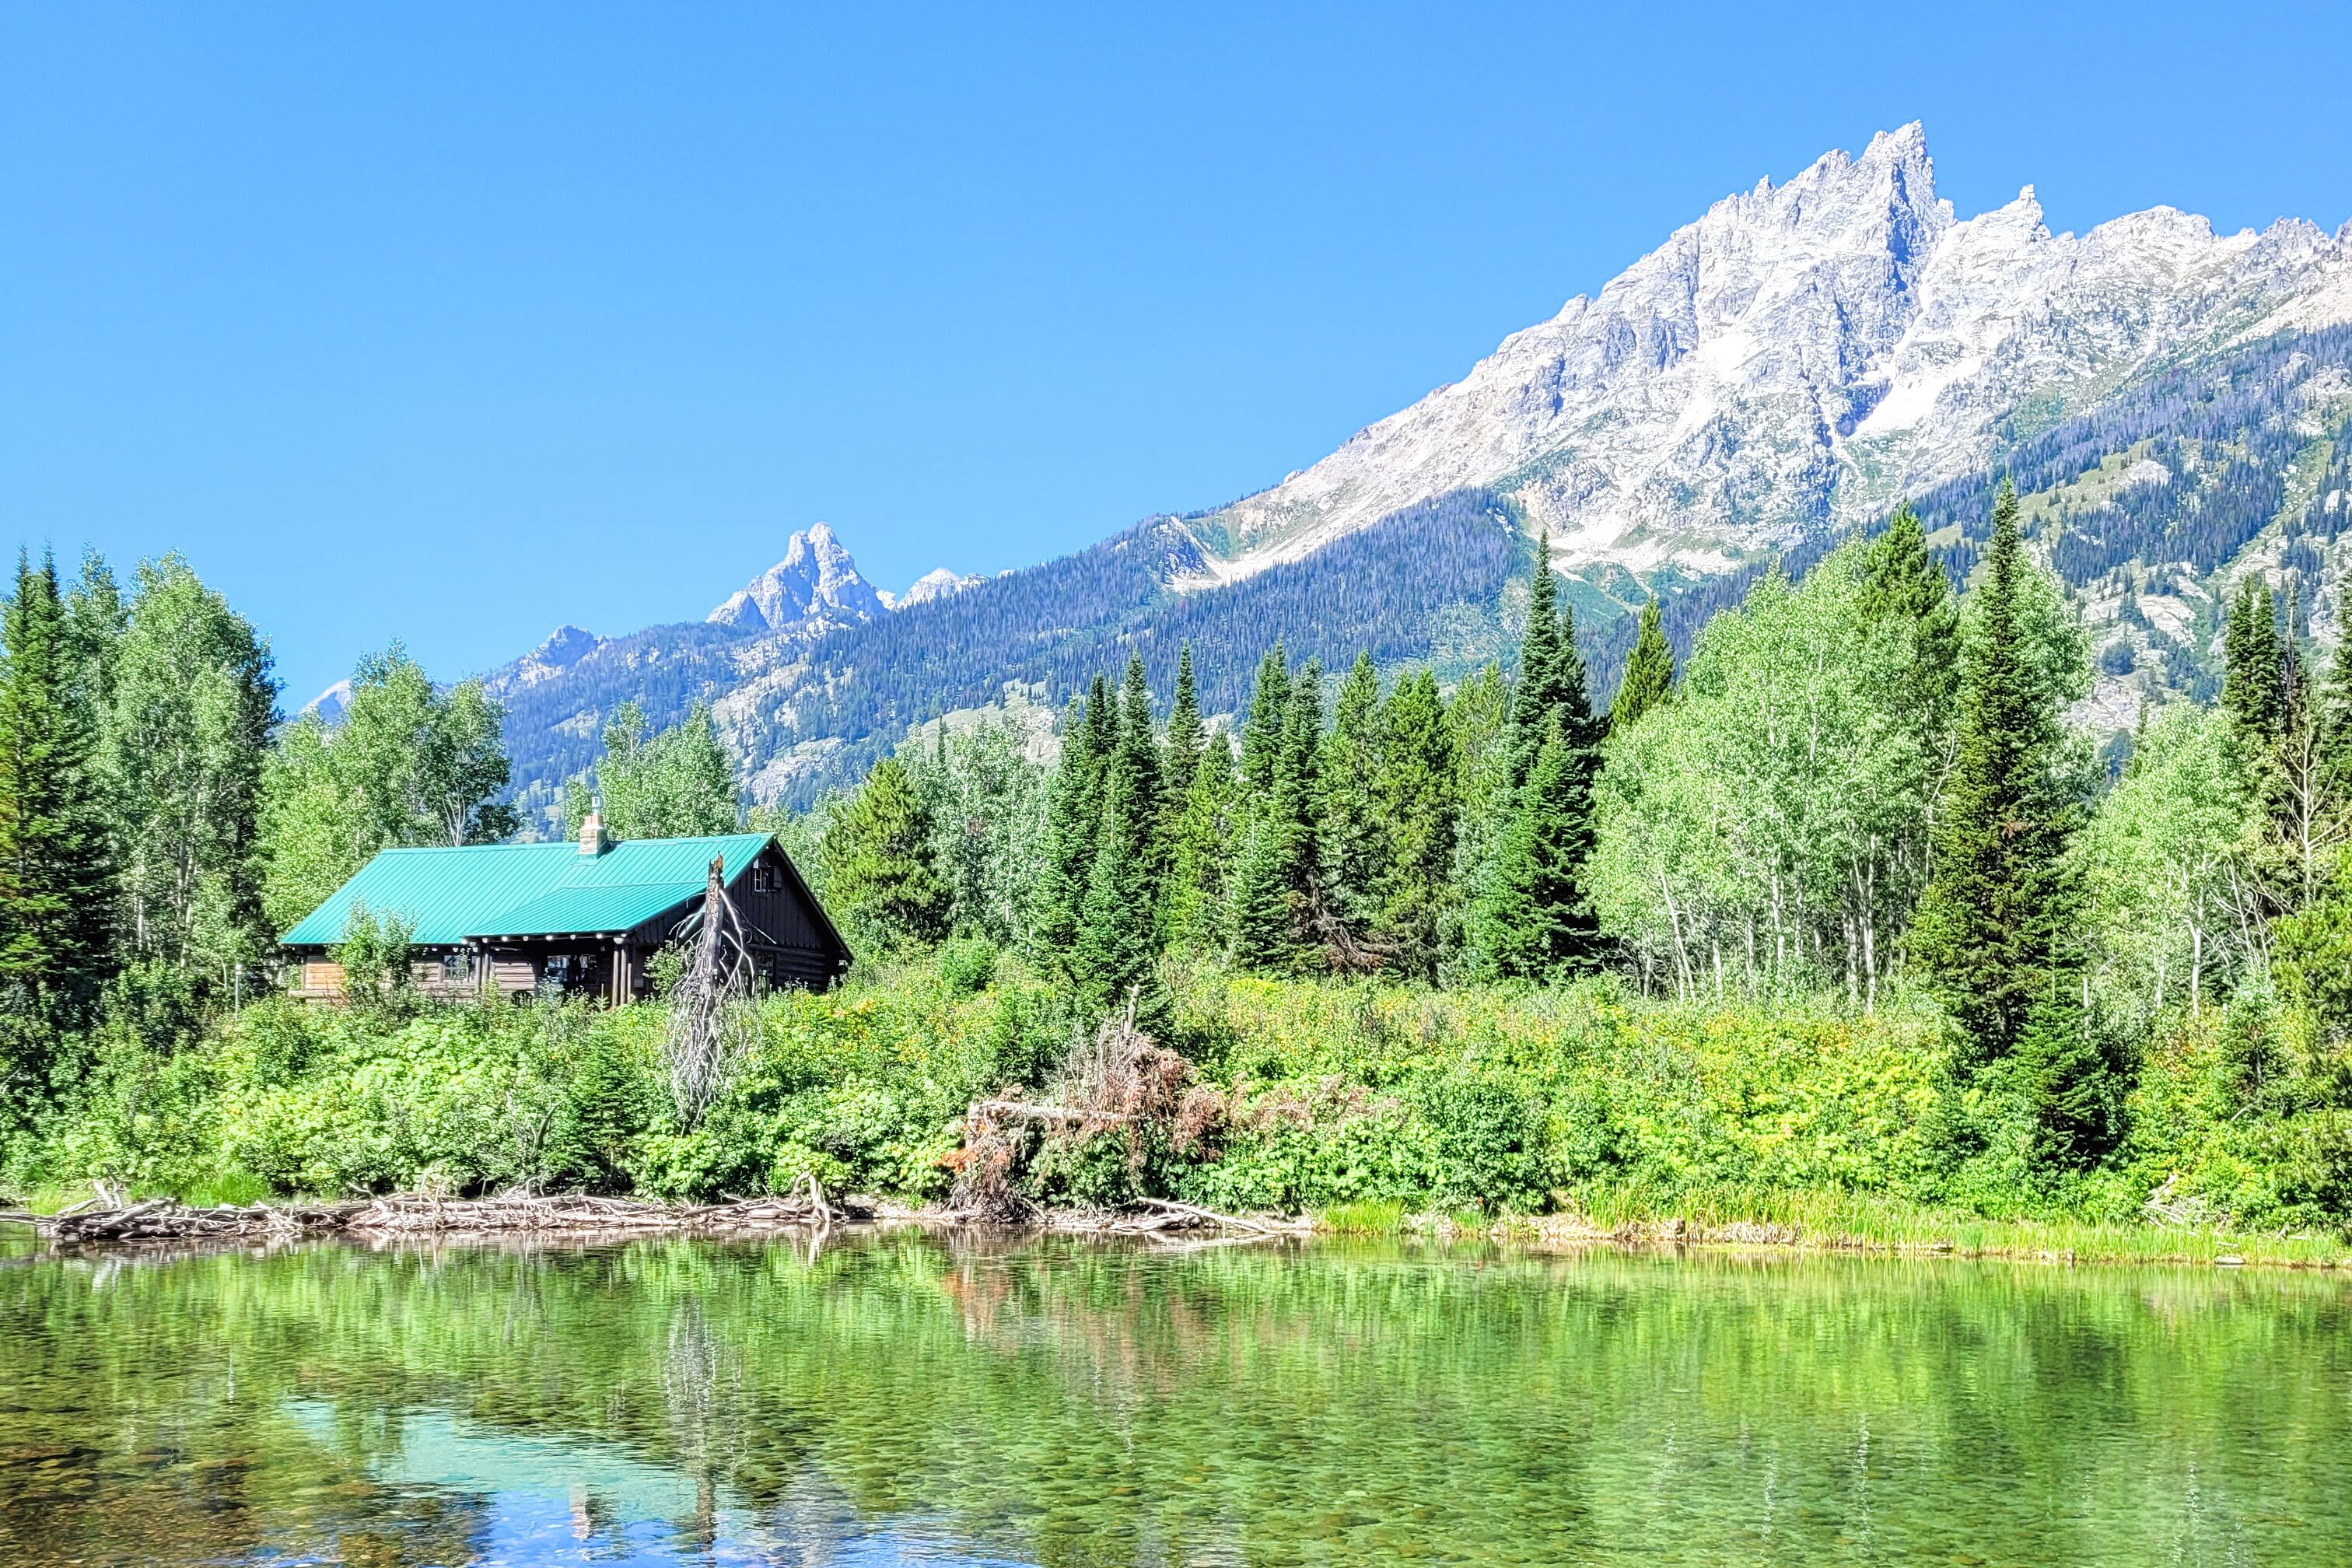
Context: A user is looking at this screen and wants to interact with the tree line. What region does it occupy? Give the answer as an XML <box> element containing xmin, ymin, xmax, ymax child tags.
<box><xmin>0</xmin><ymin>548</ymin><xmax>740</xmax><ymax>1115</ymax></box>
<box><xmin>819</xmin><ymin>483</ymin><xmax>2352</xmax><ymax>1173</ymax></box>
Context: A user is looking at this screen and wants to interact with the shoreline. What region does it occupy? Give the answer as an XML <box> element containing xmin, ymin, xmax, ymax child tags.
<box><xmin>9</xmin><ymin>1189</ymin><xmax>2349</xmax><ymax>1272</ymax></box>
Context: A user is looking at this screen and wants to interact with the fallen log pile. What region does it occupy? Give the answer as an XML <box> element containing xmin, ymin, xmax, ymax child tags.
<box><xmin>30</xmin><ymin>1178</ymin><xmax>862</xmax><ymax>1246</ymax></box>
<box><xmin>1045</xmin><ymin>1199</ymin><xmax>1315</xmax><ymax>1239</ymax></box>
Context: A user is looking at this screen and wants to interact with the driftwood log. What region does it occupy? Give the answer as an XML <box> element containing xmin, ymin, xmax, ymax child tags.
<box><xmin>30</xmin><ymin>1176</ymin><xmax>860</xmax><ymax>1246</ymax></box>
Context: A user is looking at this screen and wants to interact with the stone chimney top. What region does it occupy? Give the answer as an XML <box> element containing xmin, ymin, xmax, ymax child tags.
<box><xmin>579</xmin><ymin>796</ymin><xmax>609</xmax><ymax>856</ymax></box>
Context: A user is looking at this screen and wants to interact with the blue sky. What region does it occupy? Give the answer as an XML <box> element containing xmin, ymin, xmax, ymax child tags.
<box><xmin>5</xmin><ymin>3</ymin><xmax>2349</xmax><ymax>704</ymax></box>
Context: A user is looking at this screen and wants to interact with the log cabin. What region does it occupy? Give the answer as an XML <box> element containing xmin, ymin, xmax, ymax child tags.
<box><xmin>278</xmin><ymin>807</ymin><xmax>852</xmax><ymax>1004</ymax></box>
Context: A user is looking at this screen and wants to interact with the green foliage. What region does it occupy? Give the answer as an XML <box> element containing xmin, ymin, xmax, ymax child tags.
<box><xmin>1475</xmin><ymin>540</ymin><xmax>1601</xmax><ymax>978</ymax></box>
<box><xmin>0</xmin><ymin>550</ymin><xmax>115</xmax><ymax>1018</ymax></box>
<box><xmin>1608</xmin><ymin>599</ymin><xmax>1673</xmax><ymax>733</ymax></box>
<box><xmin>561</xmin><ymin>699</ymin><xmax>738</xmax><ymax>842</ymax></box>
<box><xmin>933</xmin><ymin>935</ymin><xmax>999</xmax><ymax>996</ymax></box>
<box><xmin>822</xmin><ymin>754</ymin><xmax>950</xmax><ymax>953</ymax></box>
<box><xmin>900</xmin><ymin>712</ymin><xmax>1048</xmax><ymax>945</ymax></box>
<box><xmin>331</xmin><ymin>902</ymin><xmax>418</xmax><ymax>1014</ymax></box>
<box><xmin>260</xmin><ymin>643</ymin><xmax>514</xmax><ymax>934</ymax></box>
<box><xmin>1913</xmin><ymin>484</ymin><xmax>2091</xmax><ymax>1066</ymax></box>
<box><xmin>1373</xmin><ymin>670</ymin><xmax>1458</xmax><ymax>981</ymax></box>
<box><xmin>101</xmin><ymin>555</ymin><xmax>278</xmax><ymax>980</ymax></box>
<box><xmin>1477</xmin><ymin>721</ymin><xmax>1598</xmax><ymax>981</ymax></box>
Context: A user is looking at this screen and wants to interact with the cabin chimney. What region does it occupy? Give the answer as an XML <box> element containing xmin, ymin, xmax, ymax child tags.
<box><xmin>579</xmin><ymin>796</ymin><xmax>609</xmax><ymax>856</ymax></box>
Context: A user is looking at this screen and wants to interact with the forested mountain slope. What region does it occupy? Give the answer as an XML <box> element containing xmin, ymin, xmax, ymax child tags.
<box><xmin>481</xmin><ymin>129</ymin><xmax>2352</xmax><ymax>821</ymax></box>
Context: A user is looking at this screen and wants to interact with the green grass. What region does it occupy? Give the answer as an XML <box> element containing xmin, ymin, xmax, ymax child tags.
<box><xmin>1314</xmin><ymin>1199</ymin><xmax>1406</xmax><ymax>1234</ymax></box>
<box><xmin>1505</xmin><ymin>1185</ymin><xmax>2352</xmax><ymax>1270</ymax></box>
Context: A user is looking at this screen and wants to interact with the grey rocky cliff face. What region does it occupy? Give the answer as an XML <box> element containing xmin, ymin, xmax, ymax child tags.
<box><xmin>1191</xmin><ymin>122</ymin><xmax>2352</xmax><ymax>586</ymax></box>
<box><xmin>707</xmin><ymin>522</ymin><xmax>890</xmax><ymax>636</ymax></box>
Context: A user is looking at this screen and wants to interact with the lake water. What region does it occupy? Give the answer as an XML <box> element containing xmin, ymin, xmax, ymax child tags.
<box><xmin>3</xmin><ymin>1229</ymin><xmax>2348</xmax><ymax>1566</ymax></box>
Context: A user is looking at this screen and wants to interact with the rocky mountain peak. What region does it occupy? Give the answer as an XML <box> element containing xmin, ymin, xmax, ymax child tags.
<box><xmin>708</xmin><ymin>523</ymin><xmax>888</xmax><ymax>635</ymax></box>
<box><xmin>1188</xmin><ymin>124</ymin><xmax>2352</xmax><ymax>592</ymax></box>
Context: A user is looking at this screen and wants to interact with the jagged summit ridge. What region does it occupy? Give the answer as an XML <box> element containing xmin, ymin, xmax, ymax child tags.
<box><xmin>708</xmin><ymin>522</ymin><xmax>889</xmax><ymax>635</ymax></box>
<box><xmin>1191</xmin><ymin>122</ymin><xmax>2352</xmax><ymax>587</ymax></box>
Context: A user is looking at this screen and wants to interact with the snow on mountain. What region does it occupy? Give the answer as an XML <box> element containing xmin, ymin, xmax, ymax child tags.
<box><xmin>300</xmin><ymin>678</ymin><xmax>353</xmax><ymax>723</ymax></box>
<box><xmin>1189</xmin><ymin>122</ymin><xmax>2352</xmax><ymax>587</ymax></box>
<box><xmin>707</xmin><ymin>523</ymin><xmax>889</xmax><ymax>635</ymax></box>
<box><xmin>884</xmin><ymin>567</ymin><xmax>983</xmax><ymax>609</ymax></box>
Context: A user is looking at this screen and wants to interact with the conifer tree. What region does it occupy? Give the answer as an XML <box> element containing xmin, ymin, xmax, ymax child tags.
<box><xmin>823</xmin><ymin>754</ymin><xmax>950</xmax><ymax>951</ymax></box>
<box><xmin>1074</xmin><ymin>730</ymin><xmax>1172</xmax><ymax>1037</ymax></box>
<box><xmin>1320</xmin><ymin>652</ymin><xmax>1387</xmax><ymax>936</ymax></box>
<box><xmin>1113</xmin><ymin>655</ymin><xmax>1164</xmax><ymax>906</ymax></box>
<box><xmin>1609</xmin><ymin>600</ymin><xmax>1674</xmax><ymax>733</ymax></box>
<box><xmin>1913</xmin><ymin>483</ymin><xmax>2083</xmax><ymax>1066</ymax></box>
<box><xmin>1476</xmin><ymin>719</ymin><xmax>1600</xmax><ymax>980</ymax></box>
<box><xmin>0</xmin><ymin>551</ymin><xmax>115</xmax><ymax>1017</ymax></box>
<box><xmin>1226</xmin><ymin>804</ymin><xmax>1294</xmax><ymax>972</ymax></box>
<box><xmin>1162</xmin><ymin>735</ymin><xmax>1234</xmax><ymax>954</ymax></box>
<box><xmin>1507</xmin><ymin>534</ymin><xmax>1572</xmax><ymax>789</ymax></box>
<box><xmin>1163</xmin><ymin>642</ymin><xmax>1206</xmax><ymax>821</ymax></box>
<box><xmin>1031</xmin><ymin>687</ymin><xmax>1108</xmax><ymax>967</ymax></box>
<box><xmin>1375</xmin><ymin>670</ymin><xmax>1458</xmax><ymax>981</ymax></box>
<box><xmin>1481</xmin><ymin>534</ymin><xmax>1604</xmax><ymax>978</ymax></box>
<box><xmin>1237</xmin><ymin>645</ymin><xmax>1290</xmax><ymax>808</ymax></box>
<box><xmin>1861</xmin><ymin>504</ymin><xmax>1962</xmax><ymax>727</ymax></box>
<box><xmin>1279</xmin><ymin>657</ymin><xmax>1328</xmax><ymax>926</ymax></box>
<box><xmin>2011</xmin><ymin>922</ymin><xmax>2127</xmax><ymax>1171</ymax></box>
<box><xmin>2222</xmin><ymin>577</ymin><xmax>2286</xmax><ymax>773</ymax></box>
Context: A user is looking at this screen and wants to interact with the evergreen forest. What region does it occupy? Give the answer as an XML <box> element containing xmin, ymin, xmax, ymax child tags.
<box><xmin>5</xmin><ymin>471</ymin><xmax>2352</xmax><ymax>1251</ymax></box>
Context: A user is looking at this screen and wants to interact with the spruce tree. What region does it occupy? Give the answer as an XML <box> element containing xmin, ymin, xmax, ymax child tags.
<box><xmin>2221</xmin><ymin>578</ymin><xmax>2286</xmax><ymax>772</ymax></box>
<box><xmin>822</xmin><ymin>754</ymin><xmax>950</xmax><ymax>951</ymax></box>
<box><xmin>1163</xmin><ymin>736</ymin><xmax>1234</xmax><ymax>954</ymax></box>
<box><xmin>1861</xmin><ymin>504</ymin><xmax>1962</xmax><ymax>725</ymax></box>
<box><xmin>1609</xmin><ymin>600</ymin><xmax>1674</xmax><ymax>733</ymax></box>
<box><xmin>1912</xmin><ymin>482</ymin><xmax>2083</xmax><ymax>1066</ymax></box>
<box><xmin>1507</xmin><ymin>534</ymin><xmax>1571</xmax><ymax>789</ymax></box>
<box><xmin>1226</xmin><ymin>805</ymin><xmax>1295</xmax><ymax>972</ymax></box>
<box><xmin>1320</xmin><ymin>652</ymin><xmax>1387</xmax><ymax>937</ymax></box>
<box><xmin>1031</xmin><ymin>688</ymin><xmax>1107</xmax><ymax>967</ymax></box>
<box><xmin>1481</xmin><ymin>534</ymin><xmax>1604</xmax><ymax>978</ymax></box>
<box><xmin>1163</xmin><ymin>642</ymin><xmax>1206</xmax><ymax>821</ymax></box>
<box><xmin>1074</xmin><ymin>737</ymin><xmax>1172</xmax><ymax>1037</ymax></box>
<box><xmin>1228</xmin><ymin>654</ymin><xmax>1325</xmax><ymax>971</ymax></box>
<box><xmin>1475</xmin><ymin>719</ymin><xmax>1600</xmax><ymax>980</ymax></box>
<box><xmin>1375</xmin><ymin>670</ymin><xmax>1458</xmax><ymax>982</ymax></box>
<box><xmin>2012</xmin><ymin>929</ymin><xmax>2127</xmax><ymax>1172</ymax></box>
<box><xmin>1279</xmin><ymin>658</ymin><xmax>1327</xmax><ymax>929</ymax></box>
<box><xmin>0</xmin><ymin>550</ymin><xmax>116</xmax><ymax>1019</ymax></box>
<box><xmin>1237</xmin><ymin>645</ymin><xmax>1290</xmax><ymax>807</ymax></box>
<box><xmin>1112</xmin><ymin>655</ymin><xmax>1165</xmax><ymax>913</ymax></box>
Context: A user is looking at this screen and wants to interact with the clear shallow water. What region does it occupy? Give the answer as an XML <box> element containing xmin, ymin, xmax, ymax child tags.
<box><xmin>2</xmin><ymin>1229</ymin><xmax>2348</xmax><ymax>1566</ymax></box>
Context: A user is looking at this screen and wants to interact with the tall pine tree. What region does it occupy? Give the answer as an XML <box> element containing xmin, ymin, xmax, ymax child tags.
<box><xmin>1163</xmin><ymin>643</ymin><xmax>1206</xmax><ymax>821</ymax></box>
<box><xmin>1114</xmin><ymin>654</ymin><xmax>1164</xmax><ymax>910</ymax></box>
<box><xmin>1479</xmin><ymin>534</ymin><xmax>1604</xmax><ymax>978</ymax></box>
<box><xmin>1031</xmin><ymin>681</ymin><xmax>1111</xmax><ymax>970</ymax></box>
<box><xmin>1375</xmin><ymin>670</ymin><xmax>1458</xmax><ymax>982</ymax></box>
<box><xmin>1162</xmin><ymin>735</ymin><xmax>1234</xmax><ymax>954</ymax></box>
<box><xmin>1075</xmin><ymin>701</ymin><xmax>1172</xmax><ymax>1037</ymax></box>
<box><xmin>1608</xmin><ymin>600</ymin><xmax>1674</xmax><ymax>733</ymax></box>
<box><xmin>1913</xmin><ymin>483</ymin><xmax>2083</xmax><ymax>1066</ymax></box>
<box><xmin>1477</xmin><ymin>717</ymin><xmax>1600</xmax><ymax>980</ymax></box>
<box><xmin>0</xmin><ymin>550</ymin><xmax>117</xmax><ymax>1018</ymax></box>
<box><xmin>823</xmin><ymin>754</ymin><xmax>950</xmax><ymax>951</ymax></box>
<box><xmin>1320</xmin><ymin>652</ymin><xmax>1387</xmax><ymax>940</ymax></box>
<box><xmin>1861</xmin><ymin>504</ymin><xmax>1962</xmax><ymax>730</ymax></box>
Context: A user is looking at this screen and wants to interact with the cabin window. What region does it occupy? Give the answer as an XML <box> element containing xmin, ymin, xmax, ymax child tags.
<box><xmin>441</xmin><ymin>952</ymin><xmax>474</xmax><ymax>983</ymax></box>
<box><xmin>752</xmin><ymin>862</ymin><xmax>774</xmax><ymax>894</ymax></box>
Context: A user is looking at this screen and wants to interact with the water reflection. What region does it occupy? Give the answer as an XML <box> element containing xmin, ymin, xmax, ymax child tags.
<box><xmin>2</xmin><ymin>1228</ymin><xmax>2347</xmax><ymax>1565</ymax></box>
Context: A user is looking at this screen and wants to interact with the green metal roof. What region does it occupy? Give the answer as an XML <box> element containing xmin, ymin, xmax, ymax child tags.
<box><xmin>280</xmin><ymin>834</ymin><xmax>775</xmax><ymax>947</ymax></box>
